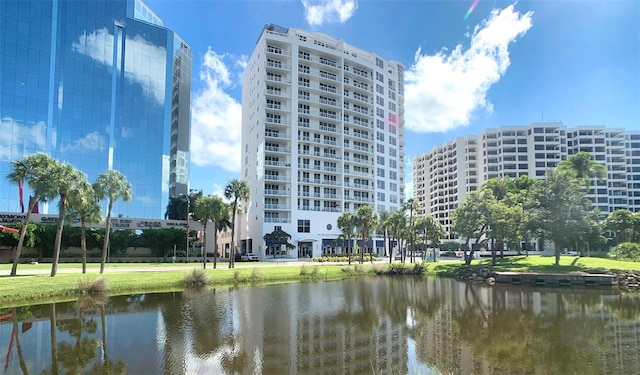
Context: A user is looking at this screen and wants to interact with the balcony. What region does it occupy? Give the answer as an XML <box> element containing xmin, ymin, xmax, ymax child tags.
<box><xmin>264</xmin><ymin>175</ymin><xmax>290</xmax><ymax>181</ymax></box>
<box><xmin>263</xmin><ymin>204</ymin><xmax>291</xmax><ymax>210</ymax></box>
<box><xmin>264</xmin><ymin>189</ymin><xmax>290</xmax><ymax>196</ymax></box>
<box><xmin>266</xmin><ymin>46</ymin><xmax>291</xmax><ymax>56</ymax></box>
<box><xmin>265</xmin><ymin>146</ymin><xmax>291</xmax><ymax>153</ymax></box>
<box><xmin>264</xmin><ymin>217</ymin><xmax>290</xmax><ymax>223</ymax></box>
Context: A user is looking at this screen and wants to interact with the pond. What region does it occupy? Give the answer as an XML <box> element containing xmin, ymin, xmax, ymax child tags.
<box><xmin>1</xmin><ymin>277</ymin><xmax>640</xmax><ymax>374</ymax></box>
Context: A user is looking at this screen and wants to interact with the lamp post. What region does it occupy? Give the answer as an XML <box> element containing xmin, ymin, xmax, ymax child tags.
<box><xmin>185</xmin><ymin>193</ymin><xmax>190</xmax><ymax>263</ymax></box>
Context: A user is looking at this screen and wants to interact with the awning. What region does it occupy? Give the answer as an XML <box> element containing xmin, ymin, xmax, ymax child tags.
<box><xmin>297</xmin><ymin>238</ymin><xmax>318</xmax><ymax>242</ymax></box>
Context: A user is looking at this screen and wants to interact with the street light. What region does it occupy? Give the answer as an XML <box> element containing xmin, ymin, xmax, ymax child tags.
<box><xmin>185</xmin><ymin>193</ymin><xmax>190</xmax><ymax>263</ymax></box>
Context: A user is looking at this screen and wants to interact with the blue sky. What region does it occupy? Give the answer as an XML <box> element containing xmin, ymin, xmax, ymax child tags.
<box><xmin>144</xmin><ymin>0</ymin><xmax>639</xmax><ymax>198</ymax></box>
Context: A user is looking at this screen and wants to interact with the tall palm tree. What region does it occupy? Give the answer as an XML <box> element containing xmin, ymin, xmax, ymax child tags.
<box><xmin>6</xmin><ymin>153</ymin><xmax>59</xmax><ymax>276</ymax></box>
<box><xmin>337</xmin><ymin>211</ymin><xmax>357</xmax><ymax>265</ymax></box>
<box><xmin>50</xmin><ymin>163</ymin><xmax>84</xmax><ymax>277</ymax></box>
<box><xmin>193</xmin><ymin>195</ymin><xmax>231</xmax><ymax>269</ymax></box>
<box><xmin>377</xmin><ymin>210</ymin><xmax>391</xmax><ymax>258</ymax></box>
<box><xmin>94</xmin><ymin>170</ymin><xmax>132</xmax><ymax>274</ymax></box>
<box><xmin>558</xmin><ymin>151</ymin><xmax>606</xmax><ymax>188</ymax></box>
<box><xmin>386</xmin><ymin>210</ymin><xmax>406</xmax><ymax>263</ymax></box>
<box><xmin>67</xmin><ymin>179</ymin><xmax>103</xmax><ymax>274</ymax></box>
<box><xmin>354</xmin><ymin>205</ymin><xmax>378</xmax><ymax>264</ymax></box>
<box><xmin>224</xmin><ymin>179</ymin><xmax>250</xmax><ymax>269</ymax></box>
<box><xmin>403</xmin><ymin>198</ymin><xmax>419</xmax><ymax>263</ymax></box>
<box><xmin>416</xmin><ymin>215</ymin><xmax>445</xmax><ymax>261</ymax></box>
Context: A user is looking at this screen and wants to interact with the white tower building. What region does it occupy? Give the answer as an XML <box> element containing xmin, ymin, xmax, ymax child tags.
<box><xmin>413</xmin><ymin>123</ymin><xmax>640</xmax><ymax>240</ymax></box>
<box><xmin>240</xmin><ymin>24</ymin><xmax>406</xmax><ymax>259</ymax></box>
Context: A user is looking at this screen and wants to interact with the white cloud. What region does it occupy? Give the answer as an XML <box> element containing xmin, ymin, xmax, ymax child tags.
<box><xmin>190</xmin><ymin>49</ymin><xmax>243</xmax><ymax>172</ymax></box>
<box><xmin>0</xmin><ymin>117</ymin><xmax>47</xmax><ymax>161</ymax></box>
<box><xmin>72</xmin><ymin>28</ymin><xmax>167</xmax><ymax>104</ymax></box>
<box><xmin>61</xmin><ymin>131</ymin><xmax>106</xmax><ymax>153</ymax></box>
<box><xmin>301</xmin><ymin>0</ymin><xmax>358</xmax><ymax>26</ymax></box>
<box><xmin>210</xmin><ymin>183</ymin><xmax>225</xmax><ymax>198</ymax></box>
<box><xmin>405</xmin><ymin>4</ymin><xmax>533</xmax><ymax>133</ymax></box>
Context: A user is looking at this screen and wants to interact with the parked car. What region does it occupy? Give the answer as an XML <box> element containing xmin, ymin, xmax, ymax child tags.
<box><xmin>240</xmin><ymin>253</ymin><xmax>259</xmax><ymax>262</ymax></box>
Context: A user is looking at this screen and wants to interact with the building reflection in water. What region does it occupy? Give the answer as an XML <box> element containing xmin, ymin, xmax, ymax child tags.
<box><xmin>1</xmin><ymin>278</ymin><xmax>639</xmax><ymax>374</ymax></box>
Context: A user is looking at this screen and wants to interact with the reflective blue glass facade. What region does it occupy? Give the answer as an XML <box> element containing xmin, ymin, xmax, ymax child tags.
<box><xmin>0</xmin><ymin>0</ymin><xmax>191</xmax><ymax>218</ymax></box>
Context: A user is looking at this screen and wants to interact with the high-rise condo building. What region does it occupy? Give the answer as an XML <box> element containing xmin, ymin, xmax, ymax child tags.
<box><xmin>240</xmin><ymin>24</ymin><xmax>405</xmax><ymax>258</ymax></box>
<box><xmin>413</xmin><ymin>123</ymin><xmax>640</xmax><ymax>239</ymax></box>
<box><xmin>0</xmin><ymin>0</ymin><xmax>191</xmax><ymax>218</ymax></box>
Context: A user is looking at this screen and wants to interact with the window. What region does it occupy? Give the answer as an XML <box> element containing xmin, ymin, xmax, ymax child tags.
<box><xmin>376</xmin><ymin>84</ymin><xmax>384</xmax><ymax>94</ymax></box>
<box><xmin>376</xmin><ymin>119</ymin><xmax>384</xmax><ymax>129</ymax></box>
<box><xmin>388</xmin><ymin>102</ymin><xmax>396</xmax><ymax>111</ymax></box>
<box><xmin>389</xmin><ymin>136</ymin><xmax>396</xmax><ymax>146</ymax></box>
<box><xmin>376</xmin><ymin>72</ymin><xmax>384</xmax><ymax>82</ymax></box>
<box><xmin>298</xmin><ymin>219</ymin><xmax>310</xmax><ymax>232</ymax></box>
<box><xmin>376</xmin><ymin>108</ymin><xmax>384</xmax><ymax>118</ymax></box>
<box><xmin>377</xmin><ymin>144</ymin><xmax>385</xmax><ymax>153</ymax></box>
<box><xmin>389</xmin><ymin>148</ymin><xmax>396</xmax><ymax>157</ymax></box>
<box><xmin>377</xmin><ymin>180</ymin><xmax>385</xmax><ymax>189</ymax></box>
<box><xmin>376</xmin><ymin>96</ymin><xmax>384</xmax><ymax>106</ymax></box>
<box><xmin>376</xmin><ymin>57</ymin><xmax>384</xmax><ymax>68</ymax></box>
<box><xmin>377</xmin><ymin>192</ymin><xmax>386</xmax><ymax>201</ymax></box>
<box><xmin>377</xmin><ymin>168</ymin><xmax>385</xmax><ymax>177</ymax></box>
<box><xmin>377</xmin><ymin>132</ymin><xmax>385</xmax><ymax>141</ymax></box>
<box><xmin>377</xmin><ymin>156</ymin><xmax>385</xmax><ymax>165</ymax></box>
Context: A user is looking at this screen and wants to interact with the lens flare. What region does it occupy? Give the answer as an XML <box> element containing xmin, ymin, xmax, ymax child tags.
<box><xmin>463</xmin><ymin>0</ymin><xmax>479</xmax><ymax>21</ymax></box>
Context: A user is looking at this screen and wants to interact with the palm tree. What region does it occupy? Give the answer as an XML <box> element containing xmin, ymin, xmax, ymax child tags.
<box><xmin>94</xmin><ymin>170</ymin><xmax>132</xmax><ymax>274</ymax></box>
<box><xmin>377</xmin><ymin>210</ymin><xmax>391</xmax><ymax>258</ymax></box>
<box><xmin>337</xmin><ymin>211</ymin><xmax>357</xmax><ymax>264</ymax></box>
<box><xmin>6</xmin><ymin>153</ymin><xmax>59</xmax><ymax>276</ymax></box>
<box><xmin>354</xmin><ymin>205</ymin><xmax>378</xmax><ymax>264</ymax></box>
<box><xmin>403</xmin><ymin>198</ymin><xmax>419</xmax><ymax>263</ymax></box>
<box><xmin>416</xmin><ymin>215</ymin><xmax>445</xmax><ymax>261</ymax></box>
<box><xmin>50</xmin><ymin>163</ymin><xmax>85</xmax><ymax>277</ymax></box>
<box><xmin>224</xmin><ymin>179</ymin><xmax>250</xmax><ymax>269</ymax></box>
<box><xmin>67</xmin><ymin>179</ymin><xmax>103</xmax><ymax>274</ymax></box>
<box><xmin>386</xmin><ymin>210</ymin><xmax>406</xmax><ymax>263</ymax></box>
<box><xmin>193</xmin><ymin>195</ymin><xmax>231</xmax><ymax>269</ymax></box>
<box><xmin>558</xmin><ymin>151</ymin><xmax>606</xmax><ymax>188</ymax></box>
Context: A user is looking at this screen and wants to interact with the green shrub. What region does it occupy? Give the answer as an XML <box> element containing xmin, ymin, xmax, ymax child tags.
<box><xmin>412</xmin><ymin>262</ymin><xmax>429</xmax><ymax>275</ymax></box>
<box><xmin>609</xmin><ymin>242</ymin><xmax>640</xmax><ymax>262</ymax></box>
<box><xmin>184</xmin><ymin>269</ymin><xmax>209</xmax><ymax>287</ymax></box>
<box><xmin>371</xmin><ymin>263</ymin><xmax>386</xmax><ymax>275</ymax></box>
<box><xmin>78</xmin><ymin>277</ymin><xmax>109</xmax><ymax>294</ymax></box>
<box><xmin>233</xmin><ymin>270</ymin><xmax>242</xmax><ymax>284</ymax></box>
<box><xmin>353</xmin><ymin>264</ymin><xmax>366</xmax><ymax>274</ymax></box>
<box><xmin>387</xmin><ymin>263</ymin><xmax>407</xmax><ymax>275</ymax></box>
<box><xmin>249</xmin><ymin>268</ymin><xmax>264</xmax><ymax>282</ymax></box>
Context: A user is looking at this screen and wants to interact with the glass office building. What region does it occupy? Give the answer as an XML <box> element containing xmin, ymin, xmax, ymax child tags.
<box><xmin>0</xmin><ymin>0</ymin><xmax>191</xmax><ymax>218</ymax></box>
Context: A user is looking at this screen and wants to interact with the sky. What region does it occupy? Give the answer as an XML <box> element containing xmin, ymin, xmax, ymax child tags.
<box><xmin>144</xmin><ymin>0</ymin><xmax>640</xmax><ymax>199</ymax></box>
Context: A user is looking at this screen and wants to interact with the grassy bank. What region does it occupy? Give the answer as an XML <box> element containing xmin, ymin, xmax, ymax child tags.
<box><xmin>0</xmin><ymin>263</ymin><xmax>367</xmax><ymax>307</ymax></box>
<box><xmin>2</xmin><ymin>255</ymin><xmax>639</xmax><ymax>307</ymax></box>
<box><xmin>429</xmin><ymin>254</ymin><xmax>640</xmax><ymax>277</ymax></box>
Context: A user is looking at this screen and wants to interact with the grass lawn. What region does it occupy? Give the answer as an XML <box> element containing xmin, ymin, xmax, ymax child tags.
<box><xmin>430</xmin><ymin>254</ymin><xmax>640</xmax><ymax>275</ymax></box>
<box><xmin>0</xmin><ymin>263</ymin><xmax>365</xmax><ymax>307</ymax></box>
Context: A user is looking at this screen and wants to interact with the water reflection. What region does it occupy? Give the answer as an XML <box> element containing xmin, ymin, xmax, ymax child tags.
<box><xmin>1</xmin><ymin>278</ymin><xmax>639</xmax><ymax>374</ymax></box>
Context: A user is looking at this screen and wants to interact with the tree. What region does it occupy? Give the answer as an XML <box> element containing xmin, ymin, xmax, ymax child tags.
<box><xmin>67</xmin><ymin>180</ymin><xmax>103</xmax><ymax>274</ymax></box>
<box><xmin>403</xmin><ymin>198</ymin><xmax>419</xmax><ymax>263</ymax></box>
<box><xmin>94</xmin><ymin>170</ymin><xmax>132</xmax><ymax>274</ymax></box>
<box><xmin>606</xmin><ymin>209</ymin><xmax>636</xmax><ymax>244</ymax></box>
<box><xmin>224</xmin><ymin>179</ymin><xmax>250</xmax><ymax>269</ymax></box>
<box><xmin>354</xmin><ymin>205</ymin><xmax>378</xmax><ymax>264</ymax></box>
<box><xmin>337</xmin><ymin>211</ymin><xmax>357</xmax><ymax>264</ymax></box>
<box><xmin>386</xmin><ymin>210</ymin><xmax>406</xmax><ymax>263</ymax></box>
<box><xmin>416</xmin><ymin>215</ymin><xmax>445</xmax><ymax>261</ymax></box>
<box><xmin>164</xmin><ymin>195</ymin><xmax>189</xmax><ymax>220</ymax></box>
<box><xmin>532</xmin><ymin>169</ymin><xmax>592</xmax><ymax>265</ymax></box>
<box><xmin>558</xmin><ymin>151</ymin><xmax>606</xmax><ymax>188</ymax></box>
<box><xmin>451</xmin><ymin>190</ymin><xmax>496</xmax><ymax>265</ymax></box>
<box><xmin>6</xmin><ymin>152</ymin><xmax>59</xmax><ymax>276</ymax></box>
<box><xmin>377</xmin><ymin>210</ymin><xmax>392</xmax><ymax>258</ymax></box>
<box><xmin>50</xmin><ymin>163</ymin><xmax>85</xmax><ymax>277</ymax></box>
<box><xmin>193</xmin><ymin>195</ymin><xmax>231</xmax><ymax>269</ymax></box>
